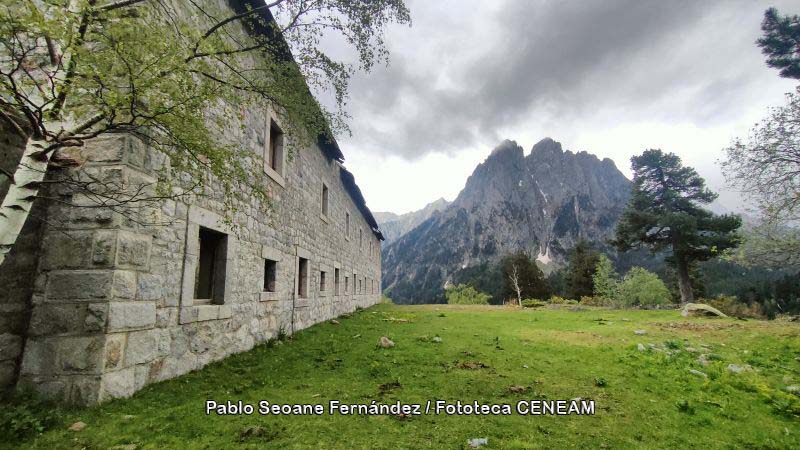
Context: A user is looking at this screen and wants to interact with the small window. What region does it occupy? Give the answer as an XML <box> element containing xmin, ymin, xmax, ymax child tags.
<box><xmin>345</xmin><ymin>275</ymin><xmax>349</xmax><ymax>294</ymax></box>
<box><xmin>195</xmin><ymin>227</ymin><xmax>228</xmax><ymax>304</ymax></box>
<box><xmin>298</xmin><ymin>257</ymin><xmax>309</xmax><ymax>299</ymax></box>
<box><xmin>263</xmin><ymin>259</ymin><xmax>277</xmax><ymax>292</ymax></box>
<box><xmin>267</xmin><ymin>119</ymin><xmax>284</xmax><ymax>175</ymax></box>
<box><xmin>358</xmin><ymin>278</ymin><xmax>362</xmax><ymax>294</ymax></box>
<box><xmin>334</xmin><ymin>268</ymin><xmax>340</xmax><ymax>295</ymax></box>
<box><xmin>321</xmin><ymin>183</ymin><xmax>329</xmax><ymax>217</ymax></box>
<box><xmin>320</xmin><ymin>270</ymin><xmax>327</xmax><ymax>292</ymax></box>
<box><xmin>359</xmin><ymin>229</ymin><xmax>363</xmax><ymax>248</ymax></box>
<box><xmin>345</xmin><ymin>212</ymin><xmax>350</xmax><ymax>238</ymax></box>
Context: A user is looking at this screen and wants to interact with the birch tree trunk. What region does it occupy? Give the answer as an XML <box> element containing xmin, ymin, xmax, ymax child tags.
<box><xmin>0</xmin><ymin>138</ymin><xmax>50</xmax><ymax>266</ymax></box>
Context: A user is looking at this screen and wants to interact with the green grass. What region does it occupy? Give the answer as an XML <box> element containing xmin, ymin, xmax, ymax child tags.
<box><xmin>4</xmin><ymin>303</ymin><xmax>800</xmax><ymax>449</ymax></box>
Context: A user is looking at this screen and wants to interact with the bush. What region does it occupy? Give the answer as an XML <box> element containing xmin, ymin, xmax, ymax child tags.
<box><xmin>548</xmin><ymin>295</ymin><xmax>568</xmax><ymax>304</ymax></box>
<box><xmin>0</xmin><ymin>389</ymin><xmax>61</xmax><ymax>441</ymax></box>
<box><xmin>706</xmin><ymin>294</ymin><xmax>765</xmax><ymax>319</ymax></box>
<box><xmin>617</xmin><ymin>267</ymin><xmax>672</xmax><ymax>307</ymax></box>
<box><xmin>579</xmin><ymin>296</ymin><xmax>612</xmax><ymax>306</ymax></box>
<box><xmin>445</xmin><ymin>284</ymin><xmax>491</xmax><ymax>305</ymax></box>
<box><xmin>521</xmin><ymin>299</ymin><xmax>547</xmax><ymax>308</ymax></box>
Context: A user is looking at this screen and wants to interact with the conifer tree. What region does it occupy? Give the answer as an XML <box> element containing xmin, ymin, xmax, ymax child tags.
<box><xmin>757</xmin><ymin>7</ymin><xmax>800</xmax><ymax>80</ymax></box>
<box><xmin>612</xmin><ymin>150</ymin><xmax>741</xmax><ymax>303</ymax></box>
<box><xmin>565</xmin><ymin>240</ymin><xmax>600</xmax><ymax>299</ymax></box>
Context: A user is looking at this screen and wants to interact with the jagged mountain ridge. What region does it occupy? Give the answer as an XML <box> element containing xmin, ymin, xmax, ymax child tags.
<box><xmin>381</xmin><ymin>138</ymin><xmax>632</xmax><ymax>304</ymax></box>
<box><xmin>375</xmin><ymin>198</ymin><xmax>450</xmax><ymax>244</ymax></box>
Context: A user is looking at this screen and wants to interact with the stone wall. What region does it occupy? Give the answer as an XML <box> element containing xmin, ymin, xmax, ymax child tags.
<box><xmin>8</xmin><ymin>121</ymin><xmax>382</xmax><ymax>403</ymax></box>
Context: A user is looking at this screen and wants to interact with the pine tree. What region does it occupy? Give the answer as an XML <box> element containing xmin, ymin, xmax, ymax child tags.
<box><xmin>612</xmin><ymin>150</ymin><xmax>742</xmax><ymax>303</ymax></box>
<box><xmin>565</xmin><ymin>240</ymin><xmax>600</xmax><ymax>299</ymax></box>
<box><xmin>592</xmin><ymin>254</ymin><xmax>619</xmax><ymax>301</ymax></box>
<box><xmin>757</xmin><ymin>7</ymin><xmax>800</xmax><ymax>80</ymax></box>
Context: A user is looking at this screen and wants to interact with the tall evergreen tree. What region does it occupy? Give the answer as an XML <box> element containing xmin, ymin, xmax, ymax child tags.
<box><xmin>565</xmin><ymin>240</ymin><xmax>600</xmax><ymax>299</ymax></box>
<box><xmin>612</xmin><ymin>150</ymin><xmax>742</xmax><ymax>303</ymax></box>
<box><xmin>757</xmin><ymin>7</ymin><xmax>800</xmax><ymax>80</ymax></box>
<box><xmin>592</xmin><ymin>254</ymin><xmax>619</xmax><ymax>300</ymax></box>
<box><xmin>501</xmin><ymin>252</ymin><xmax>551</xmax><ymax>301</ymax></box>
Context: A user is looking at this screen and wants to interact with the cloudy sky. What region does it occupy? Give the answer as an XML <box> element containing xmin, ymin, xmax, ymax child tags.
<box><xmin>325</xmin><ymin>0</ymin><xmax>798</xmax><ymax>215</ymax></box>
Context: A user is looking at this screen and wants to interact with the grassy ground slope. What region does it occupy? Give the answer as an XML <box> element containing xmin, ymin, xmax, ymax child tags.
<box><xmin>4</xmin><ymin>303</ymin><xmax>800</xmax><ymax>449</ymax></box>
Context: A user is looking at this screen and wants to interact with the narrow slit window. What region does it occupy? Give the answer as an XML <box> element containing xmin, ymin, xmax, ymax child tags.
<box><xmin>267</xmin><ymin>120</ymin><xmax>284</xmax><ymax>175</ymax></box>
<box><xmin>195</xmin><ymin>227</ymin><xmax>228</xmax><ymax>304</ymax></box>
<box><xmin>321</xmin><ymin>183</ymin><xmax>329</xmax><ymax>217</ymax></box>
<box><xmin>298</xmin><ymin>257</ymin><xmax>309</xmax><ymax>299</ymax></box>
<box><xmin>345</xmin><ymin>275</ymin><xmax>350</xmax><ymax>294</ymax></box>
<box><xmin>345</xmin><ymin>212</ymin><xmax>350</xmax><ymax>238</ymax></box>
<box><xmin>263</xmin><ymin>259</ymin><xmax>277</xmax><ymax>292</ymax></box>
<box><xmin>334</xmin><ymin>268</ymin><xmax>341</xmax><ymax>296</ymax></box>
<box><xmin>320</xmin><ymin>270</ymin><xmax>327</xmax><ymax>292</ymax></box>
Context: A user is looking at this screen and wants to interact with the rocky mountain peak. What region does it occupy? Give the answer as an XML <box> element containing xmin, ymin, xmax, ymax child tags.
<box><xmin>381</xmin><ymin>137</ymin><xmax>633</xmax><ymax>304</ymax></box>
<box><xmin>530</xmin><ymin>137</ymin><xmax>563</xmax><ymax>156</ymax></box>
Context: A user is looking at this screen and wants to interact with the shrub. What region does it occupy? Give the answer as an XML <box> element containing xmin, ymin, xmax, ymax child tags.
<box><xmin>0</xmin><ymin>389</ymin><xmax>60</xmax><ymax>441</ymax></box>
<box><xmin>445</xmin><ymin>284</ymin><xmax>491</xmax><ymax>305</ymax></box>
<box><xmin>548</xmin><ymin>295</ymin><xmax>567</xmax><ymax>304</ymax></box>
<box><xmin>521</xmin><ymin>299</ymin><xmax>547</xmax><ymax>308</ymax></box>
<box><xmin>579</xmin><ymin>296</ymin><xmax>612</xmax><ymax>306</ymax></box>
<box><xmin>706</xmin><ymin>294</ymin><xmax>765</xmax><ymax>319</ymax></box>
<box><xmin>617</xmin><ymin>267</ymin><xmax>672</xmax><ymax>307</ymax></box>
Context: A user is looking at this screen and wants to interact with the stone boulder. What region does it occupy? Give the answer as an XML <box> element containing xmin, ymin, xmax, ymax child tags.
<box><xmin>681</xmin><ymin>303</ymin><xmax>727</xmax><ymax>318</ymax></box>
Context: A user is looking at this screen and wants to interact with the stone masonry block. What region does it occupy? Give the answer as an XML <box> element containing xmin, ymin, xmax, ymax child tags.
<box><xmin>40</xmin><ymin>231</ymin><xmax>93</xmax><ymax>270</ymax></box>
<box><xmin>112</xmin><ymin>270</ymin><xmax>137</xmax><ymax>300</ymax></box>
<box><xmin>116</xmin><ymin>231</ymin><xmax>151</xmax><ymax>268</ymax></box>
<box><xmin>28</xmin><ymin>304</ymin><xmax>84</xmax><ymax>336</ymax></box>
<box><xmin>55</xmin><ymin>335</ymin><xmax>105</xmax><ymax>374</ymax></box>
<box><xmin>0</xmin><ymin>333</ymin><xmax>23</xmax><ymax>361</ymax></box>
<box><xmin>104</xmin><ymin>333</ymin><xmax>125</xmax><ymax>371</ymax></box>
<box><xmin>125</xmin><ymin>329</ymin><xmax>157</xmax><ymax>366</ymax></box>
<box><xmin>46</xmin><ymin>270</ymin><xmax>113</xmax><ymax>300</ymax></box>
<box><xmin>137</xmin><ymin>273</ymin><xmax>163</xmax><ymax>301</ymax></box>
<box><xmin>100</xmin><ymin>367</ymin><xmax>135</xmax><ymax>401</ymax></box>
<box><xmin>92</xmin><ymin>230</ymin><xmax>118</xmax><ymax>267</ymax></box>
<box><xmin>107</xmin><ymin>302</ymin><xmax>156</xmax><ymax>331</ymax></box>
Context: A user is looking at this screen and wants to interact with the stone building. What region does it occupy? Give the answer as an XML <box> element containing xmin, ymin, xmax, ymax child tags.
<box><xmin>0</xmin><ymin>0</ymin><xmax>384</xmax><ymax>404</ymax></box>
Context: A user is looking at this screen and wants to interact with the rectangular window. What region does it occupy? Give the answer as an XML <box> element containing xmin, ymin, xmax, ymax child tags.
<box><xmin>334</xmin><ymin>268</ymin><xmax>340</xmax><ymax>295</ymax></box>
<box><xmin>263</xmin><ymin>259</ymin><xmax>277</xmax><ymax>292</ymax></box>
<box><xmin>321</xmin><ymin>183</ymin><xmax>329</xmax><ymax>217</ymax></box>
<box><xmin>320</xmin><ymin>270</ymin><xmax>327</xmax><ymax>292</ymax></box>
<box><xmin>358</xmin><ymin>278</ymin><xmax>362</xmax><ymax>294</ymax></box>
<box><xmin>345</xmin><ymin>212</ymin><xmax>350</xmax><ymax>238</ymax></box>
<box><xmin>268</xmin><ymin>120</ymin><xmax>284</xmax><ymax>175</ymax></box>
<box><xmin>195</xmin><ymin>227</ymin><xmax>228</xmax><ymax>304</ymax></box>
<box><xmin>298</xmin><ymin>257</ymin><xmax>309</xmax><ymax>299</ymax></box>
<box><xmin>345</xmin><ymin>275</ymin><xmax>350</xmax><ymax>294</ymax></box>
<box><xmin>359</xmin><ymin>229</ymin><xmax>363</xmax><ymax>248</ymax></box>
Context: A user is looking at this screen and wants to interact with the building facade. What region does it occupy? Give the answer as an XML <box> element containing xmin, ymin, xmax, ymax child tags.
<box><xmin>0</xmin><ymin>1</ymin><xmax>384</xmax><ymax>404</ymax></box>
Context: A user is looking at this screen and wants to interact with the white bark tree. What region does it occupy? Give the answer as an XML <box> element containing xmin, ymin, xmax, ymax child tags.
<box><xmin>508</xmin><ymin>264</ymin><xmax>522</xmax><ymax>307</ymax></box>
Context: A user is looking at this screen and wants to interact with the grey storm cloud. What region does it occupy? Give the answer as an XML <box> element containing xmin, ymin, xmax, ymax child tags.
<box><xmin>338</xmin><ymin>0</ymin><xmax>796</xmax><ymax>160</ymax></box>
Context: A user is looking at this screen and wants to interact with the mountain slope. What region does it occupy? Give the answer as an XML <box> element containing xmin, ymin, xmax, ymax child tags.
<box><xmin>381</xmin><ymin>138</ymin><xmax>632</xmax><ymax>303</ymax></box>
<box><xmin>375</xmin><ymin>198</ymin><xmax>450</xmax><ymax>244</ymax></box>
